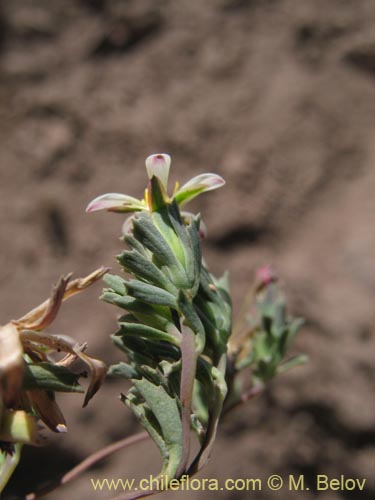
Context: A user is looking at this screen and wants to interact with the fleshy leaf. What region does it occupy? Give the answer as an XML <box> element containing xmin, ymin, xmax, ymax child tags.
<box><xmin>125</xmin><ymin>280</ymin><xmax>178</xmax><ymax>309</ymax></box>
<box><xmin>86</xmin><ymin>193</ymin><xmax>146</xmax><ymax>213</ymax></box>
<box><xmin>118</xmin><ymin>249</ymin><xmax>178</xmax><ymax>294</ymax></box>
<box><xmin>22</xmin><ymin>363</ymin><xmax>84</xmax><ymax>393</ymax></box>
<box><xmin>149</xmin><ymin>175</ymin><xmax>169</xmax><ymax>212</ymax></box>
<box><xmin>117</xmin><ymin>321</ymin><xmax>179</xmax><ymax>345</ymax></box>
<box><xmin>108</xmin><ymin>362</ymin><xmax>139</xmax><ymax>379</ymax></box>
<box><xmin>133</xmin><ymin>378</ymin><xmax>182</xmax><ymax>478</ymax></box>
<box><xmin>174</xmin><ymin>173</ymin><xmax>225</xmax><ymax>206</ymax></box>
<box><xmin>188</xmin><ymin>362</ymin><xmax>227</xmax><ymax>475</ymax></box>
<box><xmin>132</xmin><ymin>213</ymin><xmax>188</xmax><ymax>288</ymax></box>
<box><xmin>103</xmin><ymin>274</ymin><xmax>127</xmax><ymax>295</ymax></box>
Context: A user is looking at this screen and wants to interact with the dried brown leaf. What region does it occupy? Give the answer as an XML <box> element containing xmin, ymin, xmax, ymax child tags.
<box><xmin>27</xmin><ymin>389</ymin><xmax>67</xmax><ymax>433</ymax></box>
<box><xmin>0</xmin><ymin>323</ymin><xmax>24</xmax><ymax>405</ymax></box>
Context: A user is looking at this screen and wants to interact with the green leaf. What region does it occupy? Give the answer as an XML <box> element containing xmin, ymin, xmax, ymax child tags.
<box><xmin>103</xmin><ymin>295</ymin><xmax>175</xmax><ymax>335</ymax></box>
<box><xmin>193</xmin><ymin>296</ymin><xmax>225</xmax><ymax>351</ymax></box>
<box><xmin>117</xmin><ymin>320</ymin><xmax>179</xmax><ymax>345</ymax></box>
<box><xmin>285</xmin><ymin>318</ymin><xmax>305</xmax><ymax>350</ymax></box>
<box><xmin>134</xmin><ymin>378</ymin><xmax>182</xmax><ymax>478</ymax></box>
<box><xmin>112</xmin><ymin>335</ymin><xmax>181</xmax><ymax>369</ymax></box>
<box><xmin>277</xmin><ymin>354</ymin><xmax>309</xmax><ymax>374</ymax></box>
<box><xmin>188</xmin><ymin>360</ymin><xmax>227</xmax><ymax>475</ymax></box>
<box><xmin>215</xmin><ymin>271</ymin><xmax>231</xmax><ymax>296</ymax></box>
<box><xmin>138</xmin><ymin>365</ymin><xmax>168</xmax><ymax>387</ymax></box>
<box><xmin>132</xmin><ymin>212</ymin><xmax>188</xmax><ymax>288</ymax></box>
<box><xmin>102</xmin><ymin>292</ymin><xmax>173</xmax><ymax>324</ymax></box>
<box><xmin>132</xmin><ymin>212</ymin><xmax>180</xmax><ymax>269</ymax></box>
<box><xmin>118</xmin><ymin>250</ymin><xmax>178</xmax><ymax>294</ymax></box>
<box><xmin>152</xmin><ymin>208</ymin><xmax>186</xmax><ymax>268</ymax></box>
<box><xmin>124</xmin><ymin>390</ymin><xmax>169</xmax><ymax>459</ymax></box>
<box><xmin>168</xmin><ymin>202</ymin><xmax>201</xmax><ymax>292</ymax></box>
<box><xmin>149</xmin><ymin>175</ymin><xmax>169</xmax><ymax>211</ymax></box>
<box><xmin>22</xmin><ymin>363</ymin><xmax>83</xmax><ymax>393</ymax></box>
<box><xmin>108</xmin><ymin>362</ymin><xmax>139</xmax><ymax>379</ymax></box>
<box><xmin>252</xmin><ymin>331</ymin><xmax>273</xmax><ymax>362</ymax></box>
<box><xmin>178</xmin><ymin>291</ymin><xmax>205</xmax><ymax>354</ymax></box>
<box><xmin>272</xmin><ymin>301</ymin><xmax>287</xmax><ymax>338</ymax></box>
<box><xmin>103</xmin><ymin>274</ymin><xmax>127</xmax><ymax>295</ymax></box>
<box><xmin>125</xmin><ymin>280</ymin><xmax>178</xmax><ymax>308</ymax></box>
<box><xmin>192</xmin><ymin>379</ymin><xmax>209</xmax><ymax>428</ymax></box>
<box><xmin>123</xmin><ymin>233</ymin><xmax>150</xmax><ymax>257</ymax></box>
<box><xmin>185</xmin><ymin>216</ymin><xmax>202</xmax><ymax>293</ymax></box>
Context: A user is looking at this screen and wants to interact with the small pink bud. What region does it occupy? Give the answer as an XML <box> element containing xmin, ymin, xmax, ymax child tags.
<box><xmin>255</xmin><ymin>266</ymin><xmax>278</xmax><ymax>290</ymax></box>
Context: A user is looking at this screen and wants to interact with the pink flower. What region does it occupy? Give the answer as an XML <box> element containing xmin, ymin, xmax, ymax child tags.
<box><xmin>86</xmin><ymin>154</ymin><xmax>225</xmax><ymax>214</ymax></box>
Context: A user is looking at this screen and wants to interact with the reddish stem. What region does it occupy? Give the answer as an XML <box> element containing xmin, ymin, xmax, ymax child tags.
<box><xmin>25</xmin><ymin>431</ymin><xmax>149</xmax><ymax>500</ymax></box>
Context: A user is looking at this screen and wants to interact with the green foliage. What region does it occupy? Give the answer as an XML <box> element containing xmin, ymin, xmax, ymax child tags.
<box><xmin>104</xmin><ymin>175</ymin><xmax>232</xmax><ymax>482</ymax></box>
<box><xmin>235</xmin><ymin>284</ymin><xmax>306</xmax><ymax>384</ymax></box>
<box><xmin>102</xmin><ymin>158</ymin><xmax>305</xmax><ymax>491</ymax></box>
<box><xmin>22</xmin><ymin>363</ymin><xmax>84</xmax><ymax>393</ymax></box>
<box><xmin>0</xmin><ymin>154</ymin><xmax>306</xmax><ymax>497</ymax></box>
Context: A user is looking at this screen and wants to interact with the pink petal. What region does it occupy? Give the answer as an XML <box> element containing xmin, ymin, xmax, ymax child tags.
<box><xmin>174</xmin><ymin>173</ymin><xmax>225</xmax><ymax>206</ymax></box>
<box><xmin>255</xmin><ymin>265</ymin><xmax>278</xmax><ymax>291</ymax></box>
<box><xmin>85</xmin><ymin>193</ymin><xmax>145</xmax><ymax>213</ymax></box>
<box><xmin>145</xmin><ymin>153</ymin><xmax>171</xmax><ymax>189</ymax></box>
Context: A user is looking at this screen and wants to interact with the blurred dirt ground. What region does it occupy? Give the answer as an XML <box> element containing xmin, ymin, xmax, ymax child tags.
<box><xmin>0</xmin><ymin>1</ymin><xmax>374</xmax><ymax>499</ymax></box>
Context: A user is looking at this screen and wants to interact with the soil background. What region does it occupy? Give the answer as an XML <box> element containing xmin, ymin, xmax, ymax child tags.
<box><xmin>0</xmin><ymin>1</ymin><xmax>374</xmax><ymax>499</ymax></box>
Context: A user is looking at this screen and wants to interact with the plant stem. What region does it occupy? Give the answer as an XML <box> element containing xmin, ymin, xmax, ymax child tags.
<box><xmin>24</xmin><ymin>383</ymin><xmax>264</xmax><ymax>500</ymax></box>
<box><xmin>25</xmin><ymin>431</ymin><xmax>149</xmax><ymax>500</ymax></box>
